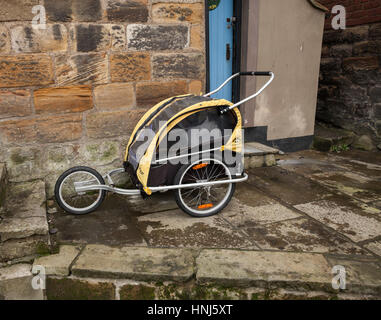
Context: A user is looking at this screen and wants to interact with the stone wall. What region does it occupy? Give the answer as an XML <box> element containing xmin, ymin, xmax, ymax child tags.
<box><xmin>0</xmin><ymin>0</ymin><xmax>206</xmax><ymax>195</ymax></box>
<box><xmin>317</xmin><ymin>1</ymin><xmax>381</xmax><ymax>147</ymax></box>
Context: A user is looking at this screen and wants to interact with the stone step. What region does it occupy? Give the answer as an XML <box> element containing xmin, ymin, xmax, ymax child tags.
<box><xmin>0</xmin><ymin>180</ymin><xmax>49</xmax><ymax>263</ymax></box>
<box><xmin>0</xmin><ymin>163</ymin><xmax>7</xmax><ymax>212</ymax></box>
<box><xmin>244</xmin><ymin>142</ymin><xmax>280</xmax><ymax>169</ymax></box>
<box><xmin>313</xmin><ymin>123</ymin><xmax>356</xmax><ymax>152</ymax></box>
<box><xmin>0</xmin><ymin>264</ymin><xmax>43</xmax><ymax>300</ymax></box>
<box><xmin>35</xmin><ymin>245</ymin><xmax>381</xmax><ymax>299</ymax></box>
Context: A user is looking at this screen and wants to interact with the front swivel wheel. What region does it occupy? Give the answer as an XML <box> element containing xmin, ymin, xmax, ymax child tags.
<box><xmin>55</xmin><ymin>166</ymin><xmax>106</xmax><ymax>215</ymax></box>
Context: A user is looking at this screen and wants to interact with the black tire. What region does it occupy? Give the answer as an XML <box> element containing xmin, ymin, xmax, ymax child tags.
<box><xmin>173</xmin><ymin>158</ymin><xmax>236</xmax><ymax>217</ymax></box>
<box><xmin>55</xmin><ymin>166</ymin><xmax>106</xmax><ymax>215</ymax></box>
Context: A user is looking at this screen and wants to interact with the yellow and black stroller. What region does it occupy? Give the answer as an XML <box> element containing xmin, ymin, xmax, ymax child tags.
<box><xmin>55</xmin><ymin>72</ymin><xmax>274</xmax><ymax>217</ymax></box>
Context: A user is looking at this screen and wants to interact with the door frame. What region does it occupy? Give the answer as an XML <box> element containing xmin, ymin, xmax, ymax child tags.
<box><xmin>205</xmin><ymin>0</ymin><xmax>242</xmax><ymax>103</ymax></box>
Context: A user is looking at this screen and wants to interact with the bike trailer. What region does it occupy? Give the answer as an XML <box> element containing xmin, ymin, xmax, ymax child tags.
<box><xmin>123</xmin><ymin>94</ymin><xmax>243</xmax><ymax>195</ymax></box>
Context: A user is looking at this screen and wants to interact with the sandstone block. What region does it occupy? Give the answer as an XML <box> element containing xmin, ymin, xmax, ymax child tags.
<box><xmin>94</xmin><ymin>83</ymin><xmax>134</xmax><ymax>110</ymax></box>
<box><xmin>106</xmin><ymin>0</ymin><xmax>148</xmax><ymax>23</ymax></box>
<box><xmin>342</xmin><ymin>56</ymin><xmax>379</xmax><ymax>72</ymax></box>
<box><xmin>10</xmin><ymin>24</ymin><xmax>68</xmax><ymax>53</ymax></box>
<box><xmin>111</xmin><ymin>25</ymin><xmax>126</xmax><ymax>51</ymax></box>
<box><xmin>0</xmin><ymin>55</ymin><xmax>54</xmax><ymax>88</ymax></box>
<box><xmin>152</xmin><ymin>53</ymin><xmax>204</xmax><ymax>79</ymax></box>
<box><xmin>152</xmin><ymin>3</ymin><xmax>203</xmax><ymax>23</ymax></box>
<box><xmin>0</xmin><ymin>90</ymin><xmax>31</xmax><ymax>119</ymax></box>
<box><xmin>73</xmin><ymin>24</ymin><xmax>111</xmax><ymax>52</ymax></box>
<box><xmin>55</xmin><ymin>53</ymin><xmax>108</xmax><ymax>86</ymax></box>
<box><xmin>0</xmin><ymin>235</ymin><xmax>49</xmax><ymax>262</ymax></box>
<box><xmin>0</xmin><ymin>217</ymin><xmax>48</xmax><ymax>242</ymax></box>
<box><xmin>190</xmin><ymin>24</ymin><xmax>204</xmax><ymax>50</ymax></box>
<box><xmin>44</xmin><ymin>0</ymin><xmax>102</xmax><ymax>22</ymax></box>
<box><xmin>110</xmin><ymin>52</ymin><xmax>150</xmax><ymax>82</ymax></box>
<box><xmin>71</xmin><ymin>245</ymin><xmax>195</xmax><ymax>281</ymax></box>
<box><xmin>33</xmin><ymin>245</ymin><xmax>81</xmax><ymax>276</ymax></box>
<box><xmin>127</xmin><ymin>24</ymin><xmax>188</xmax><ymax>51</ymax></box>
<box><xmin>136</xmin><ymin>81</ymin><xmax>187</xmax><ymax>106</ymax></box>
<box><xmin>86</xmin><ymin>110</ymin><xmax>145</xmax><ymax>138</ymax></box>
<box><xmin>0</xmin><ymin>0</ymin><xmax>39</xmax><ymax>22</ymax></box>
<box><xmin>0</xmin><ymin>25</ymin><xmax>10</xmax><ymax>53</ymax></box>
<box><xmin>0</xmin><ymin>114</ymin><xmax>83</xmax><ymax>144</ymax></box>
<box><xmin>34</xmin><ymin>86</ymin><xmax>93</xmax><ymax>114</ymax></box>
<box><xmin>188</xmin><ymin>80</ymin><xmax>202</xmax><ymax>95</ymax></box>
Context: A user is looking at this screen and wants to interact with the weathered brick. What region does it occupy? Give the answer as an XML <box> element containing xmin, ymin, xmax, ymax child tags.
<box><xmin>0</xmin><ymin>0</ymin><xmax>39</xmax><ymax>22</ymax></box>
<box><xmin>46</xmin><ymin>278</ymin><xmax>115</xmax><ymax>300</ymax></box>
<box><xmin>0</xmin><ymin>114</ymin><xmax>82</xmax><ymax>144</ymax></box>
<box><xmin>73</xmin><ymin>24</ymin><xmax>111</xmax><ymax>52</ymax></box>
<box><xmin>55</xmin><ymin>53</ymin><xmax>108</xmax><ymax>86</ymax></box>
<box><xmin>127</xmin><ymin>24</ymin><xmax>188</xmax><ymax>51</ymax></box>
<box><xmin>188</xmin><ymin>80</ymin><xmax>203</xmax><ymax>95</ymax></box>
<box><xmin>0</xmin><ymin>90</ymin><xmax>31</xmax><ymax>119</ymax></box>
<box><xmin>94</xmin><ymin>83</ymin><xmax>134</xmax><ymax>110</ymax></box>
<box><xmin>34</xmin><ymin>86</ymin><xmax>93</xmax><ymax>114</ymax></box>
<box><xmin>369</xmin><ymin>23</ymin><xmax>381</xmax><ymax>39</ymax></box>
<box><xmin>152</xmin><ymin>53</ymin><xmax>204</xmax><ymax>79</ymax></box>
<box><xmin>370</xmin><ymin>87</ymin><xmax>381</xmax><ymax>103</ymax></box>
<box><xmin>152</xmin><ymin>3</ymin><xmax>203</xmax><ymax>23</ymax></box>
<box><xmin>0</xmin><ymin>25</ymin><xmax>10</xmax><ymax>53</ymax></box>
<box><xmin>106</xmin><ymin>0</ymin><xmax>148</xmax><ymax>23</ymax></box>
<box><xmin>10</xmin><ymin>24</ymin><xmax>68</xmax><ymax>53</ymax></box>
<box><xmin>136</xmin><ymin>81</ymin><xmax>187</xmax><ymax>106</ymax></box>
<box><xmin>0</xmin><ymin>55</ymin><xmax>54</xmax><ymax>88</ymax></box>
<box><xmin>44</xmin><ymin>0</ymin><xmax>102</xmax><ymax>22</ymax></box>
<box><xmin>343</xmin><ymin>56</ymin><xmax>379</xmax><ymax>72</ymax></box>
<box><xmin>190</xmin><ymin>24</ymin><xmax>204</xmax><ymax>50</ymax></box>
<box><xmin>110</xmin><ymin>52</ymin><xmax>150</xmax><ymax>82</ymax></box>
<box><xmin>86</xmin><ymin>110</ymin><xmax>145</xmax><ymax>138</ymax></box>
<box><xmin>353</xmin><ymin>40</ymin><xmax>381</xmax><ymax>55</ymax></box>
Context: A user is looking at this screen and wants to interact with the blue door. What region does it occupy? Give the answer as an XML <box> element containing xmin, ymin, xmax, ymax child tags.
<box><xmin>209</xmin><ymin>0</ymin><xmax>234</xmax><ymax>100</ymax></box>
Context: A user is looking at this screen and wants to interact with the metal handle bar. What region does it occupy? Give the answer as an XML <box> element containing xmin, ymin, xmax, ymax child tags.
<box><xmin>203</xmin><ymin>71</ymin><xmax>275</xmax><ymax>113</ymax></box>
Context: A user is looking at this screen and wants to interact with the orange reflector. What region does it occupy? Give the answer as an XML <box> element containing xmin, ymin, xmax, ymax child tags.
<box><xmin>198</xmin><ymin>203</ymin><xmax>214</xmax><ymax>209</ymax></box>
<box><xmin>192</xmin><ymin>163</ymin><xmax>208</xmax><ymax>170</ymax></box>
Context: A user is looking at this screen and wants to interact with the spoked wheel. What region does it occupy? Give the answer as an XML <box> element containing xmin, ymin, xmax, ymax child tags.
<box><xmin>174</xmin><ymin>158</ymin><xmax>235</xmax><ymax>217</ymax></box>
<box><xmin>54</xmin><ymin>166</ymin><xmax>106</xmax><ymax>215</ymax></box>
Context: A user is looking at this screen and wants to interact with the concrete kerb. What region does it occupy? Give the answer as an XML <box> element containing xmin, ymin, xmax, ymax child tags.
<box><xmin>33</xmin><ymin>245</ymin><xmax>381</xmax><ymax>298</ymax></box>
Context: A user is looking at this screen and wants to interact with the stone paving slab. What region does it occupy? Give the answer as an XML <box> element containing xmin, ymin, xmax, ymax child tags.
<box><xmin>325</xmin><ymin>256</ymin><xmax>381</xmax><ymax>295</ymax></box>
<box><xmin>221</xmin><ymin>199</ymin><xmax>301</xmax><ymax>228</ymax></box>
<box><xmin>196</xmin><ymin>249</ymin><xmax>333</xmax><ymax>289</ymax></box>
<box><xmin>137</xmin><ymin>209</ymin><xmax>256</xmax><ymax>249</ymax></box>
<box><xmin>364</xmin><ymin>241</ymin><xmax>381</xmax><ymax>257</ymax></box>
<box><xmin>72</xmin><ymin>244</ymin><xmax>195</xmax><ymax>282</ymax></box>
<box><xmin>0</xmin><ymin>264</ymin><xmax>43</xmax><ymax>300</ymax></box>
<box><xmin>310</xmin><ymin>171</ymin><xmax>381</xmax><ymax>204</ymax></box>
<box><xmin>33</xmin><ymin>245</ymin><xmax>81</xmax><ymax>276</ymax></box>
<box><xmin>2</xmin><ymin>180</ymin><xmax>46</xmax><ymax>219</ymax></box>
<box><xmin>248</xmin><ymin>167</ymin><xmax>333</xmax><ymax>205</ymax></box>
<box><xmin>0</xmin><ymin>217</ymin><xmax>48</xmax><ymax>242</ymax></box>
<box><xmin>51</xmin><ymin>194</ymin><xmax>147</xmax><ymax>246</ymax></box>
<box><xmin>295</xmin><ymin>199</ymin><xmax>381</xmax><ymax>243</ymax></box>
<box><xmin>245</xmin><ymin>217</ymin><xmax>369</xmax><ymax>255</ymax></box>
<box><xmin>123</xmin><ymin>191</ymin><xmax>178</xmax><ymax>214</ymax></box>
